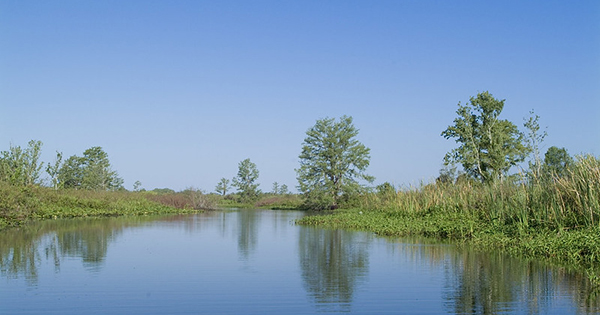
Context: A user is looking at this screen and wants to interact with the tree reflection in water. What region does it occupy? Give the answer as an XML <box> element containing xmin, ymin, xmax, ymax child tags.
<box><xmin>298</xmin><ymin>226</ymin><xmax>371</xmax><ymax>312</ymax></box>
<box><xmin>1</xmin><ymin>211</ymin><xmax>599</xmax><ymax>314</ymax></box>
<box><xmin>383</xmin><ymin>237</ymin><xmax>600</xmax><ymax>314</ymax></box>
<box><xmin>236</xmin><ymin>209</ymin><xmax>260</xmax><ymax>261</ymax></box>
<box><xmin>0</xmin><ymin>217</ymin><xmax>153</xmax><ymax>283</ymax></box>
<box><xmin>442</xmin><ymin>249</ymin><xmax>600</xmax><ymax>314</ymax></box>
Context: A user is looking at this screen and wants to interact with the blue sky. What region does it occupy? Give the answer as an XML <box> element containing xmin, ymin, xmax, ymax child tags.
<box><xmin>1</xmin><ymin>1</ymin><xmax>599</xmax><ymax>192</ymax></box>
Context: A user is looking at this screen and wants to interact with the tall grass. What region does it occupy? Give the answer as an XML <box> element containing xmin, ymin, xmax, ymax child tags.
<box><xmin>355</xmin><ymin>154</ymin><xmax>600</xmax><ymax>232</ymax></box>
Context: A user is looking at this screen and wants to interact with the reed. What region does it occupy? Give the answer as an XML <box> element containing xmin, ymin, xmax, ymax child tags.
<box><xmin>352</xmin><ymin>154</ymin><xmax>599</xmax><ymax>232</ymax></box>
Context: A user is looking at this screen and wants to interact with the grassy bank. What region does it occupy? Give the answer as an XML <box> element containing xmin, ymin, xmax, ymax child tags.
<box><xmin>298</xmin><ymin>154</ymin><xmax>600</xmax><ymax>281</ymax></box>
<box><xmin>0</xmin><ymin>184</ymin><xmax>201</xmax><ymax>230</ymax></box>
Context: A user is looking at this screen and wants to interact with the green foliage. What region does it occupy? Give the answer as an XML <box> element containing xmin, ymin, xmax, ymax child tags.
<box><xmin>296</xmin><ymin>116</ymin><xmax>374</xmax><ymax>210</ymax></box>
<box><xmin>543</xmin><ymin>146</ymin><xmax>573</xmax><ymax>179</ymax></box>
<box><xmin>279</xmin><ymin>184</ymin><xmax>289</xmax><ymax>195</ymax></box>
<box><xmin>150</xmin><ymin>188</ymin><xmax>176</xmax><ymax>194</ymax></box>
<box><xmin>298</xmin><ymin>155</ymin><xmax>600</xmax><ymax>281</ymax></box>
<box><xmin>270</xmin><ymin>182</ymin><xmax>290</xmax><ymax>195</ymax></box>
<box><xmin>523</xmin><ymin>110</ymin><xmax>547</xmax><ymax>179</ymax></box>
<box><xmin>376</xmin><ymin>182</ymin><xmax>395</xmax><ymax>195</ymax></box>
<box><xmin>232</xmin><ymin>158</ymin><xmax>261</xmax><ymax>202</ymax></box>
<box><xmin>0</xmin><ymin>183</ymin><xmax>198</xmax><ymax>230</ymax></box>
<box><xmin>437</xmin><ymin>164</ymin><xmax>458</xmax><ymax>185</ymax></box>
<box><xmin>0</xmin><ymin>140</ymin><xmax>44</xmax><ymax>186</ymax></box>
<box><xmin>254</xmin><ymin>194</ymin><xmax>303</xmax><ymax>209</ymax></box>
<box><xmin>58</xmin><ymin>147</ymin><xmax>123</xmax><ymax>191</ymax></box>
<box><xmin>46</xmin><ymin>151</ymin><xmax>63</xmax><ymax>189</ymax></box>
<box><xmin>146</xmin><ymin>187</ymin><xmax>217</xmax><ymax>210</ymax></box>
<box><xmin>57</xmin><ymin>155</ymin><xmax>84</xmax><ymax>189</ymax></box>
<box><xmin>133</xmin><ymin>180</ymin><xmax>143</xmax><ymax>191</ymax></box>
<box><xmin>442</xmin><ymin>92</ymin><xmax>529</xmax><ymax>183</ymax></box>
<box><xmin>215</xmin><ymin>178</ymin><xmax>230</xmax><ymax>196</ymax></box>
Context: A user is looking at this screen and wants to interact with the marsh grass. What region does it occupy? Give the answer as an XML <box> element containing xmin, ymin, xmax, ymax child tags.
<box><xmin>352</xmin><ymin>154</ymin><xmax>599</xmax><ymax>232</ymax></box>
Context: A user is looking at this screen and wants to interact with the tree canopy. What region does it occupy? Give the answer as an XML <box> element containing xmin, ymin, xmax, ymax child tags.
<box><xmin>0</xmin><ymin>140</ymin><xmax>44</xmax><ymax>186</ymax></box>
<box><xmin>296</xmin><ymin>116</ymin><xmax>373</xmax><ymax>209</ymax></box>
<box><xmin>543</xmin><ymin>146</ymin><xmax>573</xmax><ymax>179</ymax></box>
<box><xmin>215</xmin><ymin>178</ymin><xmax>230</xmax><ymax>196</ymax></box>
<box><xmin>58</xmin><ymin>147</ymin><xmax>123</xmax><ymax>190</ymax></box>
<box><xmin>441</xmin><ymin>92</ymin><xmax>528</xmax><ymax>183</ymax></box>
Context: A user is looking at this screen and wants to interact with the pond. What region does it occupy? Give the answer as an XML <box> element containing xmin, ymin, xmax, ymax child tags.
<box><xmin>1</xmin><ymin>209</ymin><xmax>598</xmax><ymax>314</ymax></box>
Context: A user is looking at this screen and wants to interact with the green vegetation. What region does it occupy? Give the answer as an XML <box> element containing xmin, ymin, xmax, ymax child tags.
<box><xmin>296</xmin><ymin>115</ymin><xmax>374</xmax><ymax>210</ymax></box>
<box><xmin>0</xmin><ymin>142</ymin><xmax>212</xmax><ymax>230</ymax></box>
<box><xmin>232</xmin><ymin>158</ymin><xmax>261</xmax><ymax>202</ymax></box>
<box><xmin>58</xmin><ymin>146</ymin><xmax>124</xmax><ymax>190</ymax></box>
<box><xmin>1</xmin><ymin>90</ymin><xmax>598</xmax><ymax>285</ymax></box>
<box><xmin>145</xmin><ymin>187</ymin><xmax>218</xmax><ymax>210</ymax></box>
<box><xmin>298</xmin><ymin>154</ymin><xmax>600</xmax><ymax>279</ymax></box>
<box><xmin>0</xmin><ymin>183</ymin><xmax>202</xmax><ymax>230</ymax></box>
<box><xmin>300</xmin><ymin>153</ymin><xmax>599</xmax><ymax>233</ymax></box>
<box><xmin>297</xmin><ymin>91</ymin><xmax>600</xmax><ymax>283</ymax></box>
<box><xmin>0</xmin><ymin>140</ymin><xmax>44</xmax><ymax>186</ymax></box>
<box><xmin>441</xmin><ymin>91</ymin><xmax>528</xmax><ymax>183</ymax></box>
<box><xmin>215</xmin><ymin>178</ymin><xmax>231</xmax><ymax>196</ymax></box>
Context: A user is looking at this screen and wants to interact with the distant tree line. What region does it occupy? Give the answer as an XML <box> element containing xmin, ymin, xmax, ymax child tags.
<box><xmin>215</xmin><ymin>158</ymin><xmax>291</xmax><ymax>204</ymax></box>
<box><xmin>3</xmin><ymin>91</ymin><xmax>587</xmax><ymax>211</ymax></box>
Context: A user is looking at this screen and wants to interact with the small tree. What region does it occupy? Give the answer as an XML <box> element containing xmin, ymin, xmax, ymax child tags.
<box><xmin>46</xmin><ymin>151</ymin><xmax>63</xmax><ymax>190</ymax></box>
<box><xmin>437</xmin><ymin>164</ymin><xmax>457</xmax><ymax>185</ymax></box>
<box><xmin>441</xmin><ymin>92</ymin><xmax>529</xmax><ymax>183</ymax></box>
<box><xmin>133</xmin><ymin>180</ymin><xmax>143</xmax><ymax>192</ymax></box>
<box><xmin>279</xmin><ymin>184</ymin><xmax>289</xmax><ymax>195</ymax></box>
<box><xmin>215</xmin><ymin>178</ymin><xmax>231</xmax><ymax>196</ymax></box>
<box><xmin>523</xmin><ymin>110</ymin><xmax>547</xmax><ymax>181</ymax></box>
<box><xmin>376</xmin><ymin>182</ymin><xmax>395</xmax><ymax>194</ymax></box>
<box><xmin>296</xmin><ymin>116</ymin><xmax>374</xmax><ymax>209</ymax></box>
<box><xmin>232</xmin><ymin>158</ymin><xmax>260</xmax><ymax>202</ymax></box>
<box><xmin>271</xmin><ymin>182</ymin><xmax>280</xmax><ymax>194</ymax></box>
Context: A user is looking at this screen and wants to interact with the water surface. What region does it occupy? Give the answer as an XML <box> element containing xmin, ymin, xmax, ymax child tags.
<box><xmin>1</xmin><ymin>209</ymin><xmax>598</xmax><ymax>314</ymax></box>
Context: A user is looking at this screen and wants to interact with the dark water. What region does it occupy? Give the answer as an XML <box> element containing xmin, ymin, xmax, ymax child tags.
<box><xmin>1</xmin><ymin>209</ymin><xmax>598</xmax><ymax>314</ymax></box>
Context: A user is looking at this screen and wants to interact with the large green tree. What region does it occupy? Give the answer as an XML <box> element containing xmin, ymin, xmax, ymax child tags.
<box><xmin>232</xmin><ymin>158</ymin><xmax>260</xmax><ymax>202</ymax></box>
<box><xmin>58</xmin><ymin>147</ymin><xmax>123</xmax><ymax>190</ymax></box>
<box><xmin>441</xmin><ymin>92</ymin><xmax>529</xmax><ymax>183</ymax></box>
<box><xmin>296</xmin><ymin>116</ymin><xmax>374</xmax><ymax>209</ymax></box>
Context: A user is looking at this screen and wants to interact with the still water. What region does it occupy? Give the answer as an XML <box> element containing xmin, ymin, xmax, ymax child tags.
<box><xmin>1</xmin><ymin>209</ymin><xmax>598</xmax><ymax>314</ymax></box>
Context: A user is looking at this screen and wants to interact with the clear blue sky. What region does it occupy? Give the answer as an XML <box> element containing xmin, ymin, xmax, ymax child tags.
<box><xmin>1</xmin><ymin>1</ymin><xmax>599</xmax><ymax>192</ymax></box>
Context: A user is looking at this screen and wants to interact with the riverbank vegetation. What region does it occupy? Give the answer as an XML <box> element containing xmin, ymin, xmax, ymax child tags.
<box><xmin>0</xmin><ymin>142</ymin><xmax>214</xmax><ymax>230</ymax></box>
<box><xmin>297</xmin><ymin>92</ymin><xmax>600</xmax><ymax>283</ymax></box>
<box><xmin>2</xmin><ymin>91</ymin><xmax>598</xmax><ymax>284</ymax></box>
<box><xmin>0</xmin><ymin>183</ymin><xmax>204</xmax><ymax>230</ymax></box>
<box><xmin>299</xmin><ymin>182</ymin><xmax>600</xmax><ymax>284</ymax></box>
<box><xmin>299</xmin><ymin>153</ymin><xmax>599</xmax><ymax>253</ymax></box>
